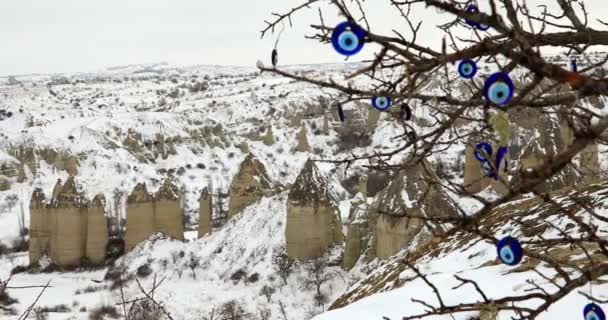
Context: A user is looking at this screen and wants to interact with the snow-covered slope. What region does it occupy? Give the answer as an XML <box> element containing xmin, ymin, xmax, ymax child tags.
<box><xmin>315</xmin><ymin>181</ymin><xmax>608</xmax><ymax>320</ymax></box>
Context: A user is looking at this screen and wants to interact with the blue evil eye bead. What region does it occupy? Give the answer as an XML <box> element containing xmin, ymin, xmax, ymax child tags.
<box><xmin>464</xmin><ymin>5</ymin><xmax>480</xmax><ymax>27</ymax></box>
<box><xmin>476</xmin><ymin>23</ymin><xmax>490</xmax><ymax>31</ymax></box>
<box><xmin>584</xmin><ymin>303</ymin><xmax>606</xmax><ymax>320</ymax></box>
<box><xmin>336</xmin><ymin>103</ymin><xmax>345</xmax><ymax>122</ymax></box>
<box><xmin>372</xmin><ymin>96</ymin><xmax>392</xmax><ymax>111</ymax></box>
<box><xmin>400</xmin><ymin>104</ymin><xmax>412</xmax><ymax>121</ymax></box>
<box><xmin>474</xmin><ymin>142</ymin><xmax>492</xmax><ymax>162</ymax></box>
<box><xmin>465</xmin><ymin>5</ymin><xmax>490</xmax><ymax>30</ymax></box>
<box><xmin>331</xmin><ymin>21</ymin><xmax>366</xmax><ymax>56</ymax></box>
<box><xmin>458</xmin><ymin>59</ymin><xmax>478</xmax><ymax>79</ymax></box>
<box><xmin>483</xmin><ymin>72</ymin><xmax>515</xmax><ymax>107</ymax></box>
<box><xmin>571</xmin><ymin>58</ymin><xmax>578</xmax><ymax>72</ymax></box>
<box><xmin>496</xmin><ymin>236</ymin><xmax>523</xmax><ymax>266</ymax></box>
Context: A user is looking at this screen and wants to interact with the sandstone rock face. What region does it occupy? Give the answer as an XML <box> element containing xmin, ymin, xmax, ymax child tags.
<box><xmin>198</xmin><ymin>188</ymin><xmax>212</xmax><ymax>238</ymax></box>
<box><xmin>295</xmin><ymin>126</ymin><xmax>310</xmax><ymax>152</ymax></box>
<box><xmin>125</xmin><ymin>183</ymin><xmax>156</xmax><ymax>251</ymax></box>
<box><xmin>579</xmin><ymin>143</ymin><xmax>600</xmax><ymax>183</ymax></box>
<box><xmin>371</xmin><ymin>159</ymin><xmax>458</xmax><ymax>259</ymax></box>
<box><xmin>343</xmin><ymin>196</ymin><xmax>370</xmax><ymax>270</ymax></box>
<box><xmin>286</xmin><ymin>159</ymin><xmax>343</xmax><ymax>260</ymax></box>
<box><xmin>0</xmin><ymin>155</ymin><xmax>23</xmax><ymax>180</ymax></box>
<box><xmin>262</xmin><ymin>126</ymin><xmax>274</xmax><ymax>146</ymax></box>
<box><xmin>29</xmin><ymin>188</ymin><xmax>50</xmax><ymax>264</ymax></box>
<box><xmin>153</xmin><ymin>179</ymin><xmax>184</xmax><ymax>241</ymax></box>
<box><xmin>49</xmin><ymin>177</ymin><xmax>88</xmax><ymax>267</ymax></box>
<box><xmin>322</xmin><ymin>115</ymin><xmax>330</xmax><ymax>135</ymax></box>
<box><xmin>366</xmin><ymin>104</ymin><xmax>381</xmax><ymax>132</ymax></box>
<box><xmin>464</xmin><ymin>144</ymin><xmax>487</xmax><ymax>194</ymax></box>
<box><xmin>86</xmin><ymin>195</ymin><xmax>109</xmax><ymax>264</ymax></box>
<box><xmin>0</xmin><ymin>178</ymin><xmax>11</xmax><ymax>191</ymax></box>
<box><xmin>516</xmin><ymin>115</ymin><xmax>578</xmax><ymax>193</ymax></box>
<box><xmin>228</xmin><ymin>154</ymin><xmax>272</xmax><ymax>217</ymax></box>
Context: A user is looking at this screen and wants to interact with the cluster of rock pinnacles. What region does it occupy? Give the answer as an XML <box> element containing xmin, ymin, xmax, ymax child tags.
<box><xmin>28</xmin><ymin>152</ymin><xmax>461</xmax><ymax>269</ymax></box>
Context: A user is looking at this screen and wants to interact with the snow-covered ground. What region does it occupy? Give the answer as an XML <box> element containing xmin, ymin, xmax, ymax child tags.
<box><xmin>0</xmin><ymin>57</ymin><xmax>606</xmax><ymax>319</ymax></box>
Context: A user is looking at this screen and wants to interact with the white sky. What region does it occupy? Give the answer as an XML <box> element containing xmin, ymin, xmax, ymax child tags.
<box><xmin>1</xmin><ymin>1</ymin><xmax>607</xmax><ymax>76</ymax></box>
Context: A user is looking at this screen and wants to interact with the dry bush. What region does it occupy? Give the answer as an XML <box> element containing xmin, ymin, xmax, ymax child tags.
<box><xmin>89</xmin><ymin>304</ymin><xmax>120</xmax><ymax>320</ymax></box>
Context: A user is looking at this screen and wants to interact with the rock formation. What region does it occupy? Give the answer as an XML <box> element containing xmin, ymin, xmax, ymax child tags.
<box><xmin>29</xmin><ymin>188</ymin><xmax>50</xmax><ymax>264</ymax></box>
<box><xmin>86</xmin><ymin>194</ymin><xmax>109</xmax><ymax>264</ymax></box>
<box><xmin>515</xmin><ymin>115</ymin><xmax>578</xmax><ymax>192</ymax></box>
<box><xmin>262</xmin><ymin>126</ymin><xmax>274</xmax><ymax>146</ymax></box>
<box><xmin>48</xmin><ymin>177</ymin><xmax>88</xmax><ymax>266</ymax></box>
<box><xmin>153</xmin><ymin>179</ymin><xmax>184</xmax><ymax>241</ymax></box>
<box><xmin>285</xmin><ymin>159</ymin><xmax>343</xmax><ymax>260</ymax></box>
<box><xmin>125</xmin><ymin>183</ymin><xmax>156</xmax><ymax>251</ymax></box>
<box><xmin>295</xmin><ymin>125</ymin><xmax>310</xmax><ymax>152</ymax></box>
<box><xmin>198</xmin><ymin>187</ymin><xmax>212</xmax><ymax>238</ymax></box>
<box><xmin>343</xmin><ymin>195</ymin><xmax>370</xmax><ymax>270</ymax></box>
<box><xmin>227</xmin><ymin>154</ymin><xmax>272</xmax><ymax>217</ymax></box>
<box><xmin>322</xmin><ymin>115</ymin><xmax>330</xmax><ymax>135</ymax></box>
<box><xmin>370</xmin><ymin>158</ymin><xmax>458</xmax><ymax>259</ymax></box>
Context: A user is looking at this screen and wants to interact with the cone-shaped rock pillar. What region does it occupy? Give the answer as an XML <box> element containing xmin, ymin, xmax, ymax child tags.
<box><xmin>29</xmin><ymin>188</ymin><xmax>50</xmax><ymax>264</ymax></box>
<box><xmin>49</xmin><ymin>177</ymin><xmax>88</xmax><ymax>266</ymax></box>
<box><xmin>85</xmin><ymin>195</ymin><xmax>109</xmax><ymax>264</ymax></box>
<box><xmin>153</xmin><ymin>179</ymin><xmax>184</xmax><ymax>241</ymax></box>
<box><xmin>286</xmin><ymin>159</ymin><xmax>343</xmax><ymax>260</ymax></box>
<box><xmin>228</xmin><ymin>153</ymin><xmax>272</xmax><ymax>217</ymax></box>
<box><xmin>198</xmin><ymin>188</ymin><xmax>212</xmax><ymax>238</ymax></box>
<box><xmin>372</xmin><ymin>159</ymin><xmax>458</xmax><ymax>259</ymax></box>
<box><xmin>125</xmin><ymin>183</ymin><xmax>156</xmax><ymax>251</ymax></box>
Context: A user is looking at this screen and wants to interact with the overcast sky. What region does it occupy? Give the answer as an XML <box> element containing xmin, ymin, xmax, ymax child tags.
<box><xmin>1</xmin><ymin>1</ymin><xmax>607</xmax><ymax>76</ymax></box>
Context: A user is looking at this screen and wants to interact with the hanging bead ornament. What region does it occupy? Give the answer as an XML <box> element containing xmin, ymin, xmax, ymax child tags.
<box><xmin>271</xmin><ymin>49</ymin><xmax>278</xmax><ymax>67</ymax></box>
<box><xmin>331</xmin><ymin>21</ymin><xmax>366</xmax><ymax>56</ymax></box>
<box><xmin>464</xmin><ymin>4</ymin><xmax>490</xmax><ymax>31</ymax></box>
<box><xmin>458</xmin><ymin>59</ymin><xmax>478</xmax><ymax>79</ymax></box>
<box><xmin>584</xmin><ymin>303</ymin><xmax>606</xmax><ymax>320</ymax></box>
<box><xmin>571</xmin><ymin>57</ymin><xmax>578</xmax><ymax>72</ymax></box>
<box><xmin>496</xmin><ymin>236</ymin><xmax>523</xmax><ymax>266</ymax></box>
<box><xmin>400</xmin><ymin>103</ymin><xmax>412</xmax><ymax>121</ymax></box>
<box><xmin>372</xmin><ymin>96</ymin><xmax>392</xmax><ymax>111</ymax></box>
<box><xmin>474</xmin><ymin>142</ymin><xmax>493</xmax><ymax>163</ymax></box>
<box><xmin>483</xmin><ymin>72</ymin><xmax>515</xmax><ymax>107</ymax></box>
<box><xmin>270</xmin><ymin>21</ymin><xmax>285</xmax><ymax>68</ymax></box>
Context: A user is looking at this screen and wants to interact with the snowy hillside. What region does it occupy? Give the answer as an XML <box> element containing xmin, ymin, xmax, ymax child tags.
<box><xmin>0</xmin><ymin>56</ymin><xmax>607</xmax><ymax>320</ymax></box>
<box><xmin>316</xmin><ymin>181</ymin><xmax>608</xmax><ymax>320</ymax></box>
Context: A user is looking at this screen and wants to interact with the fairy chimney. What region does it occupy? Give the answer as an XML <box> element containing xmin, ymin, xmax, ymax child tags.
<box><xmin>86</xmin><ymin>195</ymin><xmax>109</xmax><ymax>264</ymax></box>
<box><xmin>295</xmin><ymin>125</ymin><xmax>310</xmax><ymax>152</ymax></box>
<box><xmin>125</xmin><ymin>183</ymin><xmax>156</xmax><ymax>251</ymax></box>
<box><xmin>227</xmin><ymin>154</ymin><xmax>272</xmax><ymax>217</ymax></box>
<box><xmin>29</xmin><ymin>188</ymin><xmax>50</xmax><ymax>264</ymax></box>
<box><xmin>153</xmin><ymin>179</ymin><xmax>184</xmax><ymax>241</ymax></box>
<box><xmin>343</xmin><ymin>194</ymin><xmax>370</xmax><ymax>270</ymax></box>
<box><xmin>262</xmin><ymin>126</ymin><xmax>275</xmax><ymax>146</ymax></box>
<box><xmin>516</xmin><ymin>115</ymin><xmax>578</xmax><ymax>192</ymax></box>
<box><xmin>371</xmin><ymin>158</ymin><xmax>458</xmax><ymax>259</ymax></box>
<box><xmin>286</xmin><ymin>159</ymin><xmax>343</xmax><ymax>260</ymax></box>
<box><xmin>49</xmin><ymin>177</ymin><xmax>88</xmax><ymax>266</ymax></box>
<box><xmin>198</xmin><ymin>187</ymin><xmax>212</xmax><ymax>238</ymax></box>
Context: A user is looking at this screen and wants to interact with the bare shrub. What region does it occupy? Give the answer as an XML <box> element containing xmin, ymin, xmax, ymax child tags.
<box><xmin>260</xmin><ymin>285</ymin><xmax>275</xmax><ymax>303</ymax></box>
<box><xmin>272</xmin><ymin>245</ymin><xmax>295</xmax><ymax>285</ymax></box>
<box><xmin>218</xmin><ymin>301</ymin><xmax>249</xmax><ymax>320</ymax></box>
<box><xmin>136</xmin><ymin>263</ymin><xmax>153</xmax><ymax>278</ymax></box>
<box><xmin>89</xmin><ymin>304</ymin><xmax>120</xmax><ymax>320</ymax></box>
